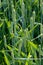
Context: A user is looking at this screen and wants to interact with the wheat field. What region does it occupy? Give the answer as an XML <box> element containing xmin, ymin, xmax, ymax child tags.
<box><xmin>0</xmin><ymin>0</ymin><xmax>43</xmax><ymax>65</ymax></box>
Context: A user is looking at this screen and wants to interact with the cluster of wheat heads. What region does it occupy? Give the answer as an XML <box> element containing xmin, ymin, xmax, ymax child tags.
<box><xmin>0</xmin><ymin>0</ymin><xmax>43</xmax><ymax>65</ymax></box>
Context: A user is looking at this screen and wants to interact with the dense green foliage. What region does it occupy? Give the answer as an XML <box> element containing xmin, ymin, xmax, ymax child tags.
<box><xmin>0</xmin><ymin>0</ymin><xmax>43</xmax><ymax>65</ymax></box>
